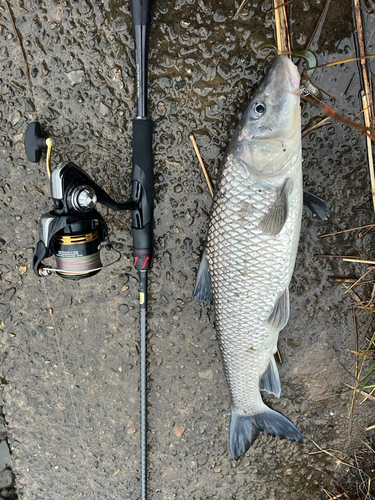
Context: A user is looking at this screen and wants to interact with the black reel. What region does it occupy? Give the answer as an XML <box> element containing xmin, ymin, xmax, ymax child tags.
<box><xmin>25</xmin><ymin>122</ymin><xmax>152</xmax><ymax>279</ymax></box>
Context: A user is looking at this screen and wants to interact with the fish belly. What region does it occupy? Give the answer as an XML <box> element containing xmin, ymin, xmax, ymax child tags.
<box><xmin>205</xmin><ymin>152</ymin><xmax>302</xmax><ymax>415</ymax></box>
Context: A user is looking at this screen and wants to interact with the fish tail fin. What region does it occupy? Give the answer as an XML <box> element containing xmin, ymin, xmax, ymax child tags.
<box><xmin>229</xmin><ymin>407</ymin><xmax>303</xmax><ymax>460</ymax></box>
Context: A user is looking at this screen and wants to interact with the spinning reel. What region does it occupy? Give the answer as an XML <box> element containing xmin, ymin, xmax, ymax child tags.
<box><xmin>25</xmin><ymin>122</ymin><xmax>153</xmax><ymax>279</ymax></box>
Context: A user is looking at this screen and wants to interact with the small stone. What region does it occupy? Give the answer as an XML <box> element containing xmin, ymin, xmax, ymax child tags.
<box><xmin>65</xmin><ymin>70</ymin><xmax>85</xmax><ymax>86</ymax></box>
<box><xmin>100</xmin><ymin>102</ymin><xmax>109</xmax><ymax>116</ymax></box>
<box><xmin>198</xmin><ymin>369</ymin><xmax>213</xmax><ymax>380</ymax></box>
<box><xmin>119</xmin><ymin>304</ymin><xmax>129</xmax><ymax>314</ymax></box>
<box><xmin>121</xmin><ymin>285</ymin><xmax>129</xmax><ymax>292</ymax></box>
<box><xmin>0</xmin><ymin>470</ymin><xmax>14</xmax><ymax>489</ymax></box>
<box><xmin>113</xmin><ymin>16</ymin><xmax>127</xmax><ymax>31</ymax></box>
<box><xmin>1</xmin><ymin>487</ymin><xmax>17</xmax><ymax>499</ymax></box>
<box><xmin>19</xmin><ymin>265</ymin><xmax>27</xmax><ymax>274</ymax></box>
<box><xmin>3</xmin><ymin>288</ymin><xmax>15</xmax><ymax>301</ymax></box>
<box><xmin>15</xmin><ymin>216</ymin><xmax>22</xmax><ymax>220</ymax></box>
<box><xmin>174</xmin><ymin>425</ymin><xmax>186</xmax><ymax>437</ymax></box>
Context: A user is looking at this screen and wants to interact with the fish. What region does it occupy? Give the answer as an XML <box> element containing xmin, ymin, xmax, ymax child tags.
<box><xmin>194</xmin><ymin>55</ymin><xmax>312</xmax><ymax>460</ymax></box>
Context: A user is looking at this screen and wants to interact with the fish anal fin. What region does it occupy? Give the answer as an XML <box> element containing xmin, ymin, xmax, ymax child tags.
<box><xmin>267</xmin><ymin>288</ymin><xmax>289</xmax><ymax>331</ymax></box>
<box><xmin>259</xmin><ymin>356</ymin><xmax>281</xmax><ymax>397</ymax></box>
<box><xmin>193</xmin><ymin>252</ymin><xmax>213</xmax><ymax>303</ymax></box>
<box><xmin>303</xmin><ymin>190</ymin><xmax>330</xmax><ymax>220</ymax></box>
<box><xmin>259</xmin><ymin>178</ymin><xmax>293</xmax><ymax>236</ymax></box>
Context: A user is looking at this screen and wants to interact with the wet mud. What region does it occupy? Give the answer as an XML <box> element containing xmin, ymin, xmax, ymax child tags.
<box><xmin>0</xmin><ymin>0</ymin><xmax>374</xmax><ymax>499</ymax></box>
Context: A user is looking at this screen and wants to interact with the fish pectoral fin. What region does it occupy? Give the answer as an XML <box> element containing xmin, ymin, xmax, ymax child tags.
<box><xmin>193</xmin><ymin>251</ymin><xmax>213</xmax><ymax>303</ymax></box>
<box><xmin>259</xmin><ymin>178</ymin><xmax>293</xmax><ymax>236</ymax></box>
<box><xmin>303</xmin><ymin>190</ymin><xmax>330</xmax><ymax>220</ymax></box>
<box><xmin>259</xmin><ymin>355</ymin><xmax>281</xmax><ymax>397</ymax></box>
<box><xmin>267</xmin><ymin>288</ymin><xmax>290</xmax><ymax>331</ymax></box>
<box><xmin>230</xmin><ymin>407</ymin><xmax>303</xmax><ymax>460</ymax></box>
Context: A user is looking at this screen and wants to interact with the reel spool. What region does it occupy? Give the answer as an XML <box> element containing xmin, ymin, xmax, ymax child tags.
<box><xmin>51</xmin><ymin>220</ymin><xmax>103</xmax><ymax>279</ymax></box>
<box><xmin>25</xmin><ymin>122</ymin><xmax>138</xmax><ymax>279</ymax></box>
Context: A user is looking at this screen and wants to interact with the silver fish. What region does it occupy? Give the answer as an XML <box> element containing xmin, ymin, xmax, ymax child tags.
<box><xmin>194</xmin><ymin>55</ymin><xmax>304</xmax><ymax>460</ymax></box>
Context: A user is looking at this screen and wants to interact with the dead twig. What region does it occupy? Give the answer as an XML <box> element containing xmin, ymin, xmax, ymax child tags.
<box><xmin>274</xmin><ymin>0</ymin><xmax>291</xmax><ymax>54</ymax></box>
<box><xmin>267</xmin><ymin>0</ymin><xmax>293</xmax><ymax>14</ymax></box>
<box><xmin>302</xmin><ymin>117</ymin><xmax>332</xmax><ymax>138</ymax></box>
<box><xmin>349</xmin><ymin>349</ymin><xmax>375</xmax><ymax>360</ymax></box>
<box><xmin>233</xmin><ymin>0</ymin><xmax>248</xmax><ymax>20</ymax></box>
<box><xmin>354</xmin><ymin>0</ymin><xmax>374</xmax><ymax>125</ymax></box>
<box><xmin>300</xmin><ymin>94</ymin><xmax>375</xmax><ymax>141</ymax></box>
<box><xmin>344</xmin><ymin>267</ymin><xmax>375</xmax><ymax>295</ymax></box>
<box><xmin>349</xmin><ymin>307</ymin><xmax>359</xmax><ymax>432</ymax></box>
<box><xmin>362</xmin><ymin>92</ymin><xmax>375</xmax><ymax>211</ymax></box>
<box><xmin>4</xmin><ymin>0</ymin><xmax>34</xmax><ymax>102</ymax></box>
<box><xmin>189</xmin><ymin>134</ymin><xmax>214</xmax><ymax>197</ymax></box>
<box><xmin>319</xmin><ymin>224</ymin><xmax>375</xmax><ymax>238</ymax></box>
<box><xmin>305</xmin><ymin>0</ymin><xmax>331</xmax><ymax>50</ymax></box>
<box><xmin>345</xmin><ymin>384</ymin><xmax>375</xmax><ymax>403</ymax></box>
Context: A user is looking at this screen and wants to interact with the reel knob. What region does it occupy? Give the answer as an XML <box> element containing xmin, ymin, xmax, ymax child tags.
<box><xmin>24</xmin><ymin>122</ymin><xmax>47</xmax><ymax>163</ymax></box>
<box><xmin>72</xmin><ymin>186</ymin><xmax>97</xmax><ymax>211</ymax></box>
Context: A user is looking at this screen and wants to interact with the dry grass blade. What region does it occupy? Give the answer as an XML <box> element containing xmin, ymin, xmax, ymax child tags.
<box><xmin>344</xmin><ymin>267</ymin><xmax>375</xmax><ymax>295</ymax></box>
<box><xmin>302</xmin><ymin>116</ymin><xmax>332</xmax><ymax>138</ymax></box>
<box><xmin>274</xmin><ymin>0</ymin><xmax>291</xmax><ymax>54</ymax></box>
<box><xmin>359</xmin><ymin>386</ymin><xmax>375</xmax><ymax>405</ymax></box>
<box><xmin>190</xmin><ymin>134</ymin><xmax>214</xmax><ymax>197</ymax></box>
<box><xmin>5</xmin><ymin>0</ymin><xmax>34</xmax><ymax>102</ymax></box>
<box><xmin>343</xmin><ymin>258</ymin><xmax>375</xmax><ymax>265</ymax></box>
<box><xmin>319</xmin><ymin>224</ymin><xmax>375</xmax><ymax>238</ymax></box>
<box><xmin>305</xmin><ymin>0</ymin><xmax>331</xmax><ymax>50</ymax></box>
<box><xmin>354</xmin><ymin>0</ymin><xmax>374</xmax><ymax>125</ymax></box>
<box><xmin>349</xmin><ymin>307</ymin><xmax>359</xmax><ymax>432</ymax></box>
<box><xmin>345</xmin><ymin>384</ymin><xmax>375</xmax><ymax>403</ymax></box>
<box><xmin>233</xmin><ymin>0</ymin><xmax>248</xmax><ymax>20</ymax></box>
<box><xmin>349</xmin><ymin>350</ymin><xmax>375</xmax><ymax>360</ymax></box>
<box><xmin>309</xmin><ymin>439</ymin><xmax>357</xmax><ymax>470</ymax></box>
<box><xmin>362</xmin><ymin>92</ymin><xmax>375</xmax><ymax>212</ymax></box>
<box><xmin>300</xmin><ymin>94</ymin><xmax>375</xmax><ymax>141</ymax></box>
<box><xmin>267</xmin><ymin>0</ymin><xmax>293</xmax><ymax>14</ymax></box>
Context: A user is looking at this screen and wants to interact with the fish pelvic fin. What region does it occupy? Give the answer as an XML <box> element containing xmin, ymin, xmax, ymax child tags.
<box><xmin>259</xmin><ymin>178</ymin><xmax>293</xmax><ymax>236</ymax></box>
<box><xmin>267</xmin><ymin>287</ymin><xmax>290</xmax><ymax>331</ymax></box>
<box><xmin>193</xmin><ymin>252</ymin><xmax>213</xmax><ymax>303</ymax></box>
<box><xmin>259</xmin><ymin>355</ymin><xmax>281</xmax><ymax>397</ymax></box>
<box><xmin>229</xmin><ymin>407</ymin><xmax>303</xmax><ymax>461</ymax></box>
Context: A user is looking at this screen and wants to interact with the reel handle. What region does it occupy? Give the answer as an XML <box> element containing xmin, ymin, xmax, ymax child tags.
<box><xmin>131</xmin><ymin>118</ymin><xmax>154</xmax><ymax>270</ymax></box>
<box><xmin>25</xmin><ymin>122</ymin><xmax>47</xmax><ymax>163</ymax></box>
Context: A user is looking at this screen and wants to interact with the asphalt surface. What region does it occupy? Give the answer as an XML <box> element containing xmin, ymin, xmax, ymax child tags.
<box><xmin>0</xmin><ymin>1</ymin><xmax>374</xmax><ymax>499</ymax></box>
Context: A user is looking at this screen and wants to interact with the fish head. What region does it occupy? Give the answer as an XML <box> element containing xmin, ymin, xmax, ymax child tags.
<box><xmin>232</xmin><ymin>55</ymin><xmax>301</xmax><ymax>178</ymax></box>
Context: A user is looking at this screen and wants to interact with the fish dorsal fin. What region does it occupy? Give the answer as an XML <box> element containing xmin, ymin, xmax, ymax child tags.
<box><xmin>303</xmin><ymin>190</ymin><xmax>330</xmax><ymax>220</ymax></box>
<box><xmin>259</xmin><ymin>178</ymin><xmax>293</xmax><ymax>236</ymax></box>
<box><xmin>259</xmin><ymin>355</ymin><xmax>281</xmax><ymax>397</ymax></box>
<box><xmin>267</xmin><ymin>287</ymin><xmax>289</xmax><ymax>331</ymax></box>
<box><xmin>193</xmin><ymin>252</ymin><xmax>213</xmax><ymax>303</ymax></box>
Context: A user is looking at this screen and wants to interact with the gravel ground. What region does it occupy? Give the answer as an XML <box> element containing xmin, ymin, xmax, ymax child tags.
<box><xmin>0</xmin><ymin>0</ymin><xmax>374</xmax><ymax>499</ymax></box>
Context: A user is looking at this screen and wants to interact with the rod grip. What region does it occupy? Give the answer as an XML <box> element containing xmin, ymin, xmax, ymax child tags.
<box><xmin>131</xmin><ymin>118</ymin><xmax>154</xmax><ymax>270</ymax></box>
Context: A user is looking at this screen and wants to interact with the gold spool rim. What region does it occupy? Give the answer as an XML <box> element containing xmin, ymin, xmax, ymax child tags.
<box><xmin>55</xmin><ymin>230</ymin><xmax>99</xmax><ymax>245</ymax></box>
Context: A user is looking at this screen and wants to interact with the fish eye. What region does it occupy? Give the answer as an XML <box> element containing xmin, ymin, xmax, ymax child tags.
<box><xmin>250</xmin><ymin>101</ymin><xmax>266</xmax><ymax>120</ymax></box>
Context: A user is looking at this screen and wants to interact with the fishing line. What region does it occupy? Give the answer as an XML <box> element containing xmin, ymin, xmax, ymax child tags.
<box><xmin>41</xmin><ymin>277</ymin><xmax>98</xmax><ymax>500</ymax></box>
<box><xmin>41</xmin><ymin>241</ymin><xmax>122</xmax><ymax>277</ymax></box>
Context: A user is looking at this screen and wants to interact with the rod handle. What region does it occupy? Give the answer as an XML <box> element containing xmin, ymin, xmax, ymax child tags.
<box><xmin>131</xmin><ymin>118</ymin><xmax>154</xmax><ymax>270</ymax></box>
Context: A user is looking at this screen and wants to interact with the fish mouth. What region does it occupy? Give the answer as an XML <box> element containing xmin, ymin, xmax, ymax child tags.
<box><xmin>267</xmin><ymin>55</ymin><xmax>300</xmax><ymax>94</ymax></box>
<box><xmin>284</xmin><ymin>57</ymin><xmax>300</xmax><ymax>93</ymax></box>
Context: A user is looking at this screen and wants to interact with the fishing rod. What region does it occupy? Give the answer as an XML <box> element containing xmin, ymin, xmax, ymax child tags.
<box><xmin>24</xmin><ymin>1</ymin><xmax>154</xmax><ymax>497</ymax></box>
<box><xmin>129</xmin><ymin>2</ymin><xmax>154</xmax><ymax>500</ymax></box>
